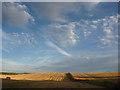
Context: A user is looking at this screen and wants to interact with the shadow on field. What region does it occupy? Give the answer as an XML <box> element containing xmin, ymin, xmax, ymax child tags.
<box><xmin>2</xmin><ymin>79</ymin><xmax>60</xmax><ymax>88</ymax></box>
<box><xmin>75</xmin><ymin>76</ymin><xmax>120</xmax><ymax>78</ymax></box>
<box><xmin>64</xmin><ymin>73</ymin><xmax>119</xmax><ymax>88</ymax></box>
<box><xmin>2</xmin><ymin>78</ymin><xmax>101</xmax><ymax>88</ymax></box>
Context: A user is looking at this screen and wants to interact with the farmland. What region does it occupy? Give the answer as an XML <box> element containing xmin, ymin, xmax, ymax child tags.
<box><xmin>1</xmin><ymin>72</ymin><xmax>119</xmax><ymax>88</ymax></box>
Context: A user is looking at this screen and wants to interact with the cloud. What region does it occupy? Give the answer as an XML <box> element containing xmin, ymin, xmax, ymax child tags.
<box><xmin>18</xmin><ymin>55</ymin><xmax>56</xmax><ymax>69</ymax></box>
<box><xmin>46</xmin><ymin>41</ymin><xmax>72</xmax><ymax>57</ymax></box>
<box><xmin>0</xmin><ymin>29</ymin><xmax>8</xmax><ymax>40</ymax></box>
<box><xmin>28</xmin><ymin>2</ymin><xmax>76</xmax><ymax>22</ymax></box>
<box><xmin>11</xmin><ymin>32</ymin><xmax>38</xmax><ymax>46</ymax></box>
<box><xmin>2</xmin><ymin>2</ymin><xmax>34</xmax><ymax>27</ymax></box>
<box><xmin>43</xmin><ymin>22</ymin><xmax>78</xmax><ymax>48</ymax></box>
<box><xmin>2</xmin><ymin>31</ymin><xmax>38</xmax><ymax>52</ymax></box>
<box><xmin>90</xmin><ymin>25</ymin><xmax>97</xmax><ymax>29</ymax></box>
<box><xmin>37</xmin><ymin>51</ymin><xmax>118</xmax><ymax>73</ymax></box>
<box><xmin>100</xmin><ymin>15</ymin><xmax>118</xmax><ymax>46</ymax></box>
<box><xmin>0</xmin><ymin>29</ymin><xmax>12</xmax><ymax>52</ymax></box>
<box><xmin>75</xmin><ymin>21</ymin><xmax>94</xmax><ymax>38</ymax></box>
<box><xmin>2</xmin><ymin>58</ymin><xmax>43</xmax><ymax>73</ymax></box>
<box><xmin>27</xmin><ymin>2</ymin><xmax>101</xmax><ymax>22</ymax></box>
<box><xmin>83</xmin><ymin>31</ymin><xmax>92</xmax><ymax>37</ymax></box>
<box><xmin>1</xmin><ymin>50</ymin><xmax>118</xmax><ymax>73</ymax></box>
<box><xmin>92</xmin><ymin>20</ymin><xmax>98</xmax><ymax>24</ymax></box>
<box><xmin>2</xmin><ymin>14</ymin><xmax>117</xmax><ymax>52</ymax></box>
<box><xmin>37</xmin><ymin>14</ymin><xmax>117</xmax><ymax>50</ymax></box>
<box><xmin>76</xmin><ymin>15</ymin><xmax>117</xmax><ymax>48</ymax></box>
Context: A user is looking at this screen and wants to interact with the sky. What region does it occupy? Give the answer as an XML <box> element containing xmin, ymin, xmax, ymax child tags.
<box><xmin>1</xmin><ymin>1</ymin><xmax>119</xmax><ymax>73</ymax></box>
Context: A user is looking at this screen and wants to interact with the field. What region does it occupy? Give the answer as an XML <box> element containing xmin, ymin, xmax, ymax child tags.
<box><xmin>1</xmin><ymin>72</ymin><xmax>119</xmax><ymax>88</ymax></box>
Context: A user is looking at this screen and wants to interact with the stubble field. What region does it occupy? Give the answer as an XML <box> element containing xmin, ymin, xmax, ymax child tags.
<box><xmin>1</xmin><ymin>72</ymin><xmax>119</xmax><ymax>88</ymax></box>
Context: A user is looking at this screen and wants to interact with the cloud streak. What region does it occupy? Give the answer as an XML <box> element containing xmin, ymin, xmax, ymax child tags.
<box><xmin>46</xmin><ymin>41</ymin><xmax>72</xmax><ymax>57</ymax></box>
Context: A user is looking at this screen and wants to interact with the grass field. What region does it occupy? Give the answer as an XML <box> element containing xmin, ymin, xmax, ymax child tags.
<box><xmin>1</xmin><ymin>72</ymin><xmax>119</xmax><ymax>88</ymax></box>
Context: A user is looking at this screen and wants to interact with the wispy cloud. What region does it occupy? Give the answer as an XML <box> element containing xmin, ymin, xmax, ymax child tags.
<box><xmin>46</xmin><ymin>41</ymin><xmax>72</xmax><ymax>57</ymax></box>
<box><xmin>76</xmin><ymin>15</ymin><xmax>118</xmax><ymax>48</ymax></box>
<box><xmin>11</xmin><ymin>32</ymin><xmax>38</xmax><ymax>46</ymax></box>
<box><xmin>43</xmin><ymin>22</ymin><xmax>78</xmax><ymax>48</ymax></box>
<box><xmin>2</xmin><ymin>31</ymin><xmax>39</xmax><ymax>52</ymax></box>
<box><xmin>100</xmin><ymin>15</ymin><xmax>118</xmax><ymax>46</ymax></box>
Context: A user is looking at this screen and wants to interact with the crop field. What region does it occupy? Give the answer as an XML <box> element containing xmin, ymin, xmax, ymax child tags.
<box><xmin>0</xmin><ymin>73</ymin><xmax>65</xmax><ymax>81</ymax></box>
<box><xmin>72</xmin><ymin>72</ymin><xmax>119</xmax><ymax>80</ymax></box>
<box><xmin>1</xmin><ymin>72</ymin><xmax>119</xmax><ymax>88</ymax></box>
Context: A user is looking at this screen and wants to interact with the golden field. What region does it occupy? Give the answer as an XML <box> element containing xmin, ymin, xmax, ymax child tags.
<box><xmin>1</xmin><ymin>72</ymin><xmax>119</xmax><ymax>88</ymax></box>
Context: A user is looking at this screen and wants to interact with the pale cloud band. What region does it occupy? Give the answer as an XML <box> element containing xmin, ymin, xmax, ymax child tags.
<box><xmin>1</xmin><ymin>50</ymin><xmax>118</xmax><ymax>73</ymax></box>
